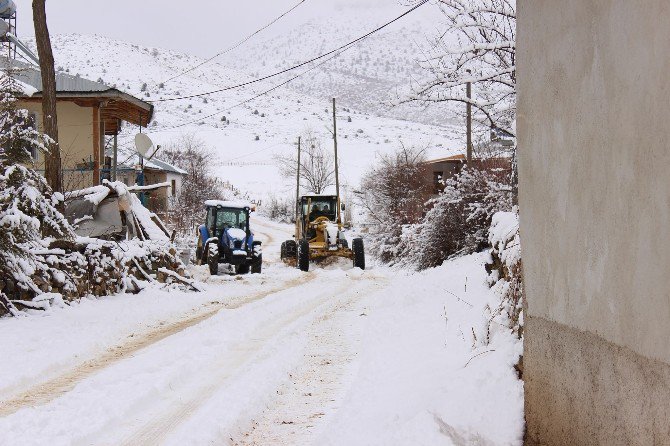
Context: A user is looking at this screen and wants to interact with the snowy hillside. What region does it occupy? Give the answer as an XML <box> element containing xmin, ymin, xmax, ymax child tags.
<box><xmin>220</xmin><ymin>2</ymin><xmax>454</xmax><ymax>127</ymax></box>
<box><xmin>31</xmin><ymin>31</ymin><xmax>462</xmax><ymax>202</ymax></box>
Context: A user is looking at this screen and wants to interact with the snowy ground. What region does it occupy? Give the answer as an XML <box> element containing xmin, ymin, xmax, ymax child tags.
<box><xmin>0</xmin><ymin>217</ymin><xmax>523</xmax><ymax>445</ymax></box>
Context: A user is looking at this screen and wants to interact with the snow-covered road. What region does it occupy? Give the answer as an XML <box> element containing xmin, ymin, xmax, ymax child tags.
<box><xmin>0</xmin><ymin>218</ymin><xmax>388</xmax><ymax>445</ymax></box>
<box><xmin>0</xmin><ymin>217</ymin><xmax>523</xmax><ymax>445</ymax></box>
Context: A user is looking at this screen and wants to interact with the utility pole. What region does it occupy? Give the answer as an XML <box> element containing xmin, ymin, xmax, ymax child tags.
<box><xmin>466</xmin><ymin>69</ymin><xmax>472</xmax><ymax>163</ymax></box>
<box><xmin>332</xmin><ymin>97</ymin><xmax>341</xmax><ymax>224</ymax></box>
<box><xmin>112</xmin><ymin>120</ymin><xmax>119</xmax><ymax>181</ymax></box>
<box><xmin>32</xmin><ymin>0</ymin><xmax>62</xmax><ymax>192</ymax></box>
<box><xmin>295</xmin><ymin>136</ymin><xmax>301</xmax><ymax>221</ymax></box>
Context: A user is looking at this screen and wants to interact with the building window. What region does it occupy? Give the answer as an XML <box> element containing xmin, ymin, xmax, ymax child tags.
<box><xmin>171</xmin><ymin>179</ymin><xmax>176</xmax><ymax>197</ymax></box>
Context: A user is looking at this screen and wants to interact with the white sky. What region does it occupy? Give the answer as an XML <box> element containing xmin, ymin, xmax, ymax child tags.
<box><xmin>13</xmin><ymin>0</ymin><xmax>417</xmax><ymax>58</ymax></box>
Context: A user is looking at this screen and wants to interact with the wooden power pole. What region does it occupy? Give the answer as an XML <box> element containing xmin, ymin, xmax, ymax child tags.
<box><xmin>466</xmin><ymin>70</ymin><xmax>472</xmax><ymax>163</ymax></box>
<box><xmin>32</xmin><ymin>0</ymin><xmax>62</xmax><ymax>192</ymax></box>
<box><xmin>295</xmin><ymin>136</ymin><xmax>301</xmax><ymax>221</ymax></box>
<box><xmin>332</xmin><ymin>98</ymin><xmax>341</xmax><ymax>224</ymax></box>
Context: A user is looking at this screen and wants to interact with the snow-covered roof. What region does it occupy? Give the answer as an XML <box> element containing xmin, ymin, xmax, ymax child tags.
<box><xmin>204</xmin><ymin>200</ymin><xmax>253</xmax><ymax>209</ymax></box>
<box><xmin>144</xmin><ymin>158</ymin><xmax>187</xmax><ymax>175</ymax></box>
<box><xmin>423</xmin><ymin>154</ymin><xmax>466</xmax><ymax>165</ymax></box>
<box><xmin>2</xmin><ymin>58</ymin><xmax>153</xmax><ymax>128</ymax></box>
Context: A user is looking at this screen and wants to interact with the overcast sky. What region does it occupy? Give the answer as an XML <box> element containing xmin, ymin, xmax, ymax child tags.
<box><xmin>12</xmin><ymin>0</ymin><xmax>415</xmax><ymax>58</ymax></box>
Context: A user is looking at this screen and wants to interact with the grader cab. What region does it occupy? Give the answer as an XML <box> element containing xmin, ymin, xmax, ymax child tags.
<box><xmin>281</xmin><ymin>194</ymin><xmax>364</xmax><ymax>272</ymax></box>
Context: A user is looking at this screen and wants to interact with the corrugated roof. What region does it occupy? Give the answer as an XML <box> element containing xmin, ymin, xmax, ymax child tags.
<box><xmin>5</xmin><ymin>57</ymin><xmax>111</xmax><ymax>93</ymax></box>
<box><xmin>424</xmin><ymin>154</ymin><xmax>466</xmax><ymax>164</ymax></box>
<box><xmin>144</xmin><ymin>158</ymin><xmax>187</xmax><ymax>175</ymax></box>
<box><xmin>2</xmin><ymin>57</ymin><xmax>153</xmax><ymax>128</ymax></box>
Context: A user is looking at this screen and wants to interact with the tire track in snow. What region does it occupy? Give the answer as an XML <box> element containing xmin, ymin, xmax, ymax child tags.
<box><xmin>0</xmin><ymin>273</ymin><xmax>315</xmax><ymax>418</ymax></box>
<box><xmin>233</xmin><ymin>274</ymin><xmax>388</xmax><ymax>446</ymax></box>
<box><xmin>115</xmin><ymin>275</ymin><xmax>373</xmax><ymax>446</ymax></box>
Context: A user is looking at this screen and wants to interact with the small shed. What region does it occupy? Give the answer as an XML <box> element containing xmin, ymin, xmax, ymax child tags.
<box><xmin>422</xmin><ymin>154</ymin><xmax>466</xmax><ymax>194</ymax></box>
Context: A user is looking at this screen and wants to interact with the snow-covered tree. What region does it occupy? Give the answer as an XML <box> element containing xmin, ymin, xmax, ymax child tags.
<box><xmin>0</xmin><ymin>72</ymin><xmax>51</xmax><ymax>166</ymax></box>
<box><xmin>161</xmin><ymin>133</ymin><xmax>230</xmax><ymax>233</ymax></box>
<box><xmin>401</xmin><ymin>0</ymin><xmax>516</xmax><ymax>136</ymax></box>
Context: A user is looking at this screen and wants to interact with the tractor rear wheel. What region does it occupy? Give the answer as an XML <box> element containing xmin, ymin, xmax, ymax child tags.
<box><xmin>298</xmin><ymin>239</ymin><xmax>310</xmax><ymax>272</ymax></box>
<box><xmin>251</xmin><ymin>255</ymin><xmax>262</xmax><ymax>274</ymax></box>
<box><xmin>208</xmin><ymin>244</ymin><xmax>219</xmax><ymax>276</ymax></box>
<box><xmin>352</xmin><ymin>238</ymin><xmax>365</xmax><ymax>270</ymax></box>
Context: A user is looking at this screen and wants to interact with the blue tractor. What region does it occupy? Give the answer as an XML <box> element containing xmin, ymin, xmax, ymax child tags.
<box><xmin>195</xmin><ymin>201</ymin><xmax>262</xmax><ymax>275</ymax></box>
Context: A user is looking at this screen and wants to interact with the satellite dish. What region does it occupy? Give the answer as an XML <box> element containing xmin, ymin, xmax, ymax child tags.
<box><xmin>0</xmin><ymin>1</ymin><xmax>15</xmax><ymax>20</ymax></box>
<box><xmin>134</xmin><ymin>133</ymin><xmax>155</xmax><ymax>158</ymax></box>
<box><xmin>0</xmin><ymin>20</ymin><xmax>8</xmax><ymax>38</ymax></box>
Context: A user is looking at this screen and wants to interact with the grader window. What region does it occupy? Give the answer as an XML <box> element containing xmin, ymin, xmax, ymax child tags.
<box><xmin>303</xmin><ymin>198</ymin><xmax>337</xmax><ymax>221</ymax></box>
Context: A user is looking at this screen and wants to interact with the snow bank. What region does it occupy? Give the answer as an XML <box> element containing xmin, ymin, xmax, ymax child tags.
<box><xmin>489</xmin><ymin>211</ymin><xmax>521</xmax><ymax>270</ymax></box>
<box><xmin>1</xmin><ymin>168</ymin><xmax>190</xmax><ymax>317</ymax></box>
<box><xmin>318</xmin><ymin>253</ymin><xmax>524</xmax><ymax>445</ymax></box>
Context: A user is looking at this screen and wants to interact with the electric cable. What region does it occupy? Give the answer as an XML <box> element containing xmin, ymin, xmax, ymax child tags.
<box><xmin>148</xmin><ymin>0</ymin><xmax>429</xmax><ymax>103</ymax></box>
<box><xmin>158</xmin><ymin>0</ymin><xmax>308</xmax><ymax>85</ymax></box>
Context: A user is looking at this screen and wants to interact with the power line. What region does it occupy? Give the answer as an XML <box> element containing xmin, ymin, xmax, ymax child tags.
<box><xmin>158</xmin><ymin>0</ymin><xmax>308</xmax><ymax>86</ymax></box>
<box><xmin>148</xmin><ymin>0</ymin><xmax>429</xmax><ymax>103</ymax></box>
<box><xmin>157</xmin><ymin>48</ymin><xmax>347</xmax><ymax>133</ymax></box>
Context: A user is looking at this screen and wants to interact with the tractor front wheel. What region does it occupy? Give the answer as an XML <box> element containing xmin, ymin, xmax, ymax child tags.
<box><xmin>251</xmin><ymin>255</ymin><xmax>263</xmax><ymax>274</ymax></box>
<box><xmin>352</xmin><ymin>238</ymin><xmax>365</xmax><ymax>270</ymax></box>
<box><xmin>298</xmin><ymin>239</ymin><xmax>310</xmax><ymax>272</ymax></box>
<box><xmin>208</xmin><ymin>244</ymin><xmax>219</xmax><ymax>276</ymax></box>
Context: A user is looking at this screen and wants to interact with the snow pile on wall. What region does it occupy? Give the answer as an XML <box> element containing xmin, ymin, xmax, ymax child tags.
<box><xmin>0</xmin><ymin>166</ymin><xmax>193</xmax><ymax>317</ymax></box>
<box><xmin>486</xmin><ymin>210</ymin><xmax>523</xmax><ymax>339</ymax></box>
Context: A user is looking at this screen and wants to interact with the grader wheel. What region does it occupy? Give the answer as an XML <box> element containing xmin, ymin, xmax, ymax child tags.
<box><xmin>298</xmin><ymin>239</ymin><xmax>310</xmax><ymax>272</ymax></box>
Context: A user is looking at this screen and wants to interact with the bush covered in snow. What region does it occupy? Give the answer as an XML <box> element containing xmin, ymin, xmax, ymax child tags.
<box><xmin>260</xmin><ymin>194</ymin><xmax>295</xmax><ymax>224</ymax></box>
<box><xmin>357</xmin><ymin>146</ymin><xmax>432</xmax><ymax>264</ymax></box>
<box><xmin>402</xmin><ymin>163</ymin><xmax>515</xmax><ymax>270</ymax></box>
<box><xmin>0</xmin><ymin>168</ymin><xmax>194</xmax><ymax>317</ymax></box>
<box><xmin>359</xmin><ymin>148</ymin><xmax>515</xmax><ymax>270</ymax></box>
<box><xmin>486</xmin><ymin>210</ymin><xmax>523</xmax><ymax>340</ymax></box>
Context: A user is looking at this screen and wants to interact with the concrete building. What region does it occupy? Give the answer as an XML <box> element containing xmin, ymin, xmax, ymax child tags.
<box><xmin>518</xmin><ymin>1</ymin><xmax>670</xmax><ymax>444</ymax></box>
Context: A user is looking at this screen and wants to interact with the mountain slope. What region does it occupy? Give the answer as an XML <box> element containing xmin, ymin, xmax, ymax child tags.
<box><xmin>32</xmin><ymin>32</ymin><xmax>462</xmax><ymax>201</ymax></box>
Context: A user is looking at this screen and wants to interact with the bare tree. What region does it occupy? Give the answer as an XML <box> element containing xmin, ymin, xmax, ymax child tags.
<box><xmin>32</xmin><ymin>0</ymin><xmax>62</xmax><ymax>192</ymax></box>
<box><xmin>356</xmin><ymin>144</ymin><xmax>432</xmax><ymax>264</ymax></box>
<box><xmin>161</xmin><ymin>133</ymin><xmax>230</xmax><ymax>234</ymax></box>
<box><xmin>401</xmin><ymin>0</ymin><xmax>516</xmax><ymax>136</ymax></box>
<box><xmin>275</xmin><ymin>130</ymin><xmax>334</xmax><ymax>194</ymax></box>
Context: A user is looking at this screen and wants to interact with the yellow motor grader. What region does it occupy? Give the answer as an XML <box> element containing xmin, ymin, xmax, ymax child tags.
<box><xmin>281</xmin><ymin>194</ymin><xmax>364</xmax><ymax>272</ymax></box>
<box><xmin>281</xmin><ymin>98</ymin><xmax>365</xmax><ymax>272</ymax></box>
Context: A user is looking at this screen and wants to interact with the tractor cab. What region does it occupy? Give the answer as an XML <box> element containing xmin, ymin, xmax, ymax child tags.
<box><xmin>206</xmin><ymin>204</ymin><xmax>249</xmax><ymax>237</ymax></box>
<box><xmin>196</xmin><ymin>200</ymin><xmax>262</xmax><ymax>275</ymax></box>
